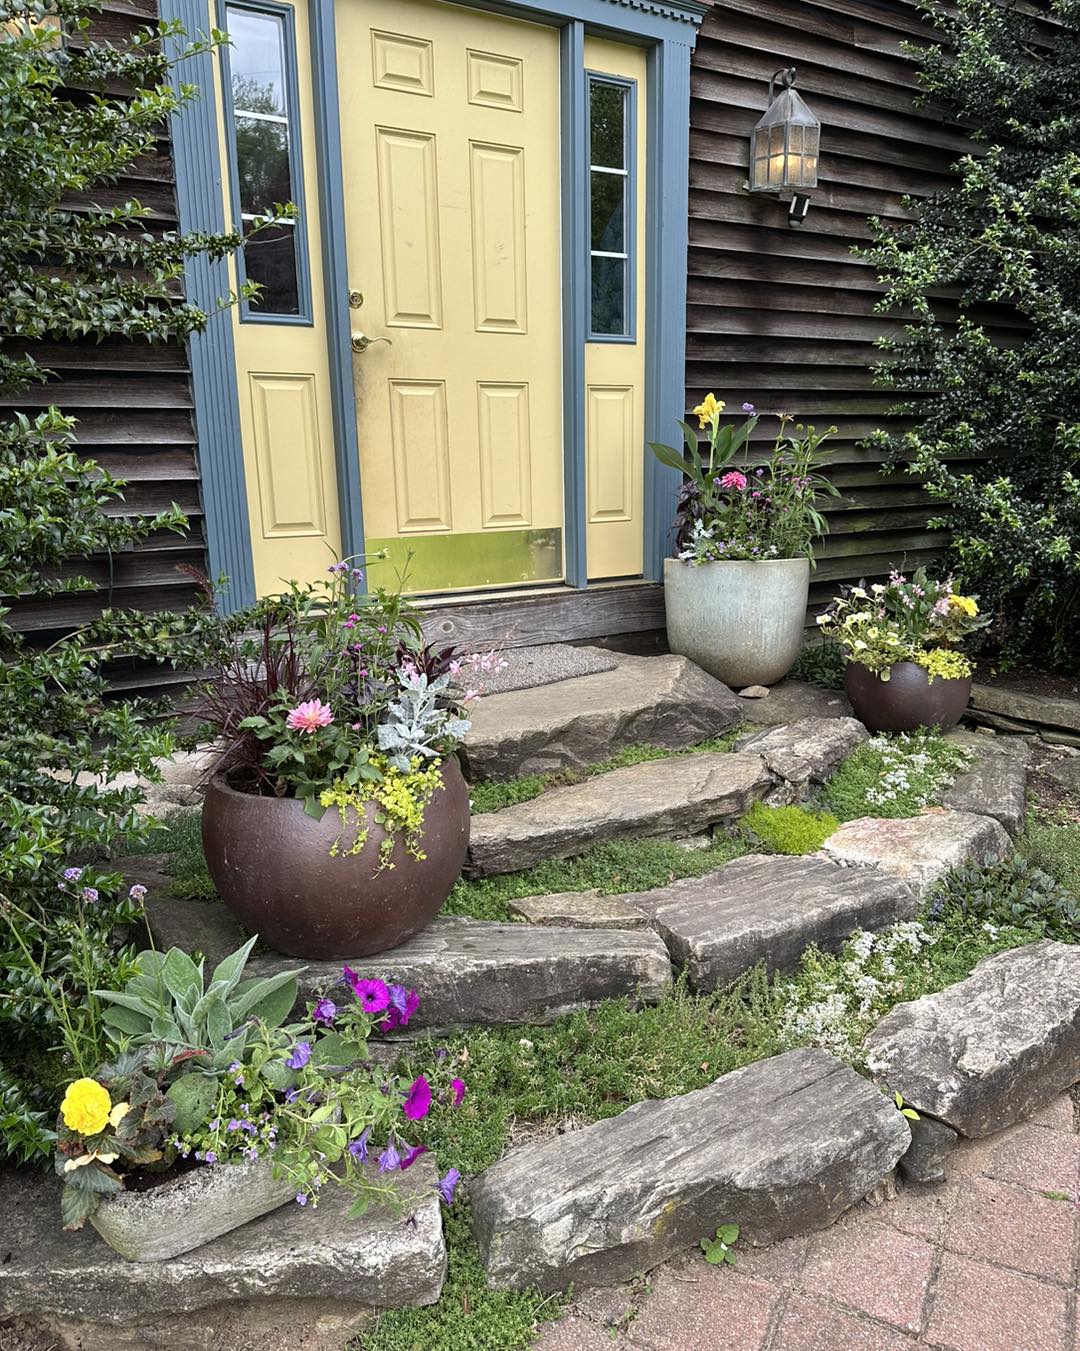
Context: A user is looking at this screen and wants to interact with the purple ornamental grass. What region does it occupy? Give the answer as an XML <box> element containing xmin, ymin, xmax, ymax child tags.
<box><xmin>403</xmin><ymin>1075</ymin><xmax>432</xmax><ymax>1121</ymax></box>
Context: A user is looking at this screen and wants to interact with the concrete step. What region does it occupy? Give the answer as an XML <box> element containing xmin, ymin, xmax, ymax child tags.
<box><xmin>639</xmin><ymin>853</ymin><xmax>918</xmax><ymax>992</ymax></box>
<box><xmin>1</xmin><ymin>1156</ymin><xmax>445</xmax><ymax>1351</ymax></box>
<box><xmin>461</xmin><ymin>653</ymin><xmax>743</xmax><ymax>781</ymax></box>
<box><xmin>465</xmin><ymin>751</ymin><xmax>774</xmax><ymax>877</ymax></box>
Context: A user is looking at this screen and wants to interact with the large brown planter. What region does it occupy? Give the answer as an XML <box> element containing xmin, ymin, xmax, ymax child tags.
<box><xmin>844</xmin><ymin>661</ymin><xmax>972</xmax><ymax>735</ymax></box>
<box><xmin>201</xmin><ymin>756</ymin><xmax>470</xmax><ymax>959</ymax></box>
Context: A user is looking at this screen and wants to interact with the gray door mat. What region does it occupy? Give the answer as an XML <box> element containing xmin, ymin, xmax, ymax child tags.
<box><xmin>475</xmin><ymin>644</ymin><xmax>619</xmax><ymax>696</ymax></box>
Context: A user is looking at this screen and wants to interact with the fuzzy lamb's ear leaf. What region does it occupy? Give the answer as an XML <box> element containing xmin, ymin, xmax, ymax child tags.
<box><xmin>161</xmin><ymin>948</ymin><xmax>204</xmax><ymax>1002</ymax></box>
<box><xmin>231</xmin><ymin>969</ymin><xmax>303</xmax><ymax>1025</ymax></box>
<box><xmin>102</xmin><ymin>1005</ymin><xmax>151</xmax><ymax>1038</ymax></box>
<box><xmin>92</xmin><ymin>990</ymin><xmax>158</xmax><ymax>1019</ymax></box>
<box><xmin>204</xmin><ymin>995</ymin><xmax>231</xmax><ymax>1049</ymax></box>
<box><xmin>209</xmin><ymin>936</ymin><xmax>258</xmax><ymax>997</ymax></box>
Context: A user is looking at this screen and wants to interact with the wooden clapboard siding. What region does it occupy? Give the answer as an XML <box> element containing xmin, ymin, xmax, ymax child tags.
<box><xmin>686</xmin><ymin>0</ymin><xmax>963</xmax><ymax>597</ymax></box>
<box><xmin>6</xmin><ymin>0</ymin><xmax>206</xmax><ymax>680</ymax></box>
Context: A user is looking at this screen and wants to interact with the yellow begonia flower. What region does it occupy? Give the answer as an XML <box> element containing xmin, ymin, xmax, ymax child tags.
<box><xmin>64</xmin><ymin>1148</ymin><xmax>119</xmax><ymax>1172</ymax></box>
<box><xmin>692</xmin><ymin>393</ymin><xmax>725</xmax><ymax>428</ymax></box>
<box><xmin>109</xmin><ymin>1102</ymin><xmax>130</xmax><ymax>1129</ymax></box>
<box><xmin>60</xmin><ymin>1078</ymin><xmax>112</xmax><ymax>1137</ymax></box>
<box><xmin>948</xmin><ymin>595</ymin><xmax>978</xmax><ymax>617</ymax></box>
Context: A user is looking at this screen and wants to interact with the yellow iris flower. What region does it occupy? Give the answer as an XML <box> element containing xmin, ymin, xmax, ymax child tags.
<box><xmin>692</xmin><ymin>392</ymin><xmax>725</xmax><ymax>428</ymax></box>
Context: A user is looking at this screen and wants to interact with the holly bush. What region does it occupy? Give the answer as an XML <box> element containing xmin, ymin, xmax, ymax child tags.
<box><xmin>863</xmin><ymin>0</ymin><xmax>1080</xmax><ymax>669</ymax></box>
<box><xmin>0</xmin><ymin>3</ymin><xmax>269</xmax><ymax>1162</ymax></box>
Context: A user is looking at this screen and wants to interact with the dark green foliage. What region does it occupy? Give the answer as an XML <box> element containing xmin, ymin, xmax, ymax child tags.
<box><xmin>790</xmin><ymin>641</ymin><xmax>847</xmax><ymax>691</ymax></box>
<box><xmin>0</xmin><ymin>3</ymin><xmax>260</xmax><ymax>1163</ymax></box>
<box><xmin>931</xmin><ymin>856</ymin><xmax>1080</xmax><ymax>939</ymax></box>
<box><xmin>741</xmin><ymin>802</ymin><xmax>840</xmax><ymax>855</ymax></box>
<box><xmin>1019</xmin><ymin>817</ymin><xmax>1080</xmax><ymax>898</ymax></box>
<box><xmin>862</xmin><ymin>0</ymin><xmax>1080</xmax><ymax>667</ymax></box>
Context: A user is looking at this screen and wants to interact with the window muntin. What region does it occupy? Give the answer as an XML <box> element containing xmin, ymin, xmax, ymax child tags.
<box><xmin>588</xmin><ymin>76</ymin><xmax>634</xmax><ymax>340</ymax></box>
<box><xmin>224</xmin><ymin>3</ymin><xmax>308</xmax><ymax>320</ymax></box>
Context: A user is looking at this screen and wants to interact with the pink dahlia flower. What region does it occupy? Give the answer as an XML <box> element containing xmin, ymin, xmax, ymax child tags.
<box><xmin>719</xmin><ymin>470</ymin><xmax>748</xmax><ymax>492</ymax></box>
<box><xmin>286</xmin><ymin>699</ymin><xmax>333</xmax><ymax>734</ymax></box>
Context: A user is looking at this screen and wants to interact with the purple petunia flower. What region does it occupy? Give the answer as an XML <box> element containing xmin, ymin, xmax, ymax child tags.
<box><xmin>348</xmin><ymin>1128</ymin><xmax>371</xmax><ymax>1162</ymax></box>
<box><xmin>284</xmin><ymin>1088</ymin><xmax>300</xmax><ymax>1103</ymax></box>
<box><xmin>286</xmin><ymin>1042</ymin><xmax>312</xmax><ymax>1070</ymax></box>
<box><xmin>312</xmin><ymin>997</ymin><xmax>337</xmax><ymax>1025</ymax></box>
<box><xmin>437</xmin><ymin>1168</ymin><xmax>461</xmax><ymax>1206</ymax></box>
<box><xmin>343</xmin><ymin>966</ymin><xmax>391</xmax><ymax>1014</ymax></box>
<box><xmin>378</xmin><ymin>1140</ymin><xmax>402</xmax><ymax>1172</ymax></box>
<box><xmin>380</xmin><ymin>985</ymin><xmax>420</xmax><ymax>1031</ymax></box>
<box><xmin>399</xmin><ymin>1143</ymin><xmax>428</xmax><ymax>1170</ymax></box>
<box><xmin>403</xmin><ymin>1075</ymin><xmax>432</xmax><ymax>1121</ymax></box>
<box><xmin>450</xmin><ymin>1078</ymin><xmax>466</xmax><ymax>1108</ymax></box>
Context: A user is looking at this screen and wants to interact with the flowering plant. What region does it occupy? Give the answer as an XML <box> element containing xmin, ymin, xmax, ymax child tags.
<box><xmin>57</xmin><ymin>940</ymin><xmax>465</xmax><ymax>1229</ymax></box>
<box><xmin>648</xmin><ymin>394</ymin><xmax>838</xmax><ymax>564</ymax></box>
<box><xmin>816</xmin><ymin>568</ymin><xmax>990</xmax><ymax>680</ymax></box>
<box><xmin>199</xmin><ymin>558</ymin><xmax>494</xmax><ymax>827</ymax></box>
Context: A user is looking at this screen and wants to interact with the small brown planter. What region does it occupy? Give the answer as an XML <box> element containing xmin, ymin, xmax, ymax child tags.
<box><xmin>201</xmin><ymin>756</ymin><xmax>470</xmax><ymax>959</ymax></box>
<box><xmin>844</xmin><ymin>660</ymin><xmax>972</xmax><ymax>735</ymax></box>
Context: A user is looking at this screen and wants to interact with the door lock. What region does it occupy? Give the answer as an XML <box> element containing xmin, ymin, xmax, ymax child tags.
<box><xmin>348</xmin><ymin>289</ymin><xmax>364</xmax><ymax>308</ymax></box>
<box><xmin>351</xmin><ymin>331</ymin><xmax>392</xmax><ymax>354</ymax></box>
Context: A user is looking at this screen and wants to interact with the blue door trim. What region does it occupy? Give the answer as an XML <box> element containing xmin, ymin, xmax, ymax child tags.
<box><xmin>173</xmin><ymin>0</ymin><xmax>703</xmax><ymax>598</ymax></box>
<box><xmin>309</xmin><ymin>0</ymin><xmax>365</xmax><ymax>564</ymax></box>
<box><xmin>162</xmin><ymin>0</ymin><xmax>256</xmax><ymax>613</ymax></box>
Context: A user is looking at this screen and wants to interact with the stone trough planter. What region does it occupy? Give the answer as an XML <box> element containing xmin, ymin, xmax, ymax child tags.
<box><xmin>89</xmin><ymin>1153</ymin><xmax>296</xmax><ymax>1262</ymax></box>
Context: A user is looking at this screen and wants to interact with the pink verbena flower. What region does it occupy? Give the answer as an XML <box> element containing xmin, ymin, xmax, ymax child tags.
<box><xmin>719</xmin><ymin>470</ymin><xmax>748</xmax><ymax>492</ymax></box>
<box><xmin>286</xmin><ymin>699</ymin><xmax>333</xmax><ymax>734</ymax></box>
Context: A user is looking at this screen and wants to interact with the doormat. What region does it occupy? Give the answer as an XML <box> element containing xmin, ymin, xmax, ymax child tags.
<box><xmin>476</xmin><ymin>644</ymin><xmax>619</xmax><ymax>696</ymax></box>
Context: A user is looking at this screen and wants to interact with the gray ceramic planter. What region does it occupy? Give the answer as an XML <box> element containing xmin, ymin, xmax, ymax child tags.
<box><xmin>90</xmin><ymin>1152</ymin><xmax>296</xmax><ymax>1262</ymax></box>
<box><xmin>663</xmin><ymin>556</ymin><xmax>810</xmax><ymax>688</ymax></box>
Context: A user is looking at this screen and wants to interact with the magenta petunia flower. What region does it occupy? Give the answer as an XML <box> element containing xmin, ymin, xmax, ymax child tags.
<box><xmin>380</xmin><ymin>985</ymin><xmax>420</xmax><ymax>1031</ymax></box>
<box><xmin>450</xmin><ymin>1078</ymin><xmax>466</xmax><ymax>1108</ymax></box>
<box><xmin>437</xmin><ymin>1168</ymin><xmax>461</xmax><ymax>1206</ymax></box>
<box><xmin>399</xmin><ymin>1143</ymin><xmax>429</xmax><ymax>1170</ymax></box>
<box><xmin>403</xmin><ymin>1075</ymin><xmax>432</xmax><ymax>1121</ymax></box>
<box><xmin>719</xmin><ymin>470</ymin><xmax>748</xmax><ymax>492</ymax></box>
<box><xmin>343</xmin><ymin>966</ymin><xmax>391</xmax><ymax>1014</ymax></box>
<box><xmin>286</xmin><ymin>699</ymin><xmax>334</xmax><ymax>734</ymax></box>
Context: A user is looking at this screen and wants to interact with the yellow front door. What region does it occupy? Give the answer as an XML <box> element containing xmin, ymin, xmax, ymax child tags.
<box><xmin>337</xmin><ymin>0</ymin><xmax>564</xmax><ymax>592</ymax></box>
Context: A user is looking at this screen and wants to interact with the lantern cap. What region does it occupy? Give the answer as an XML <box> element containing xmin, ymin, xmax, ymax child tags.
<box><xmin>754</xmin><ymin>85</ymin><xmax>820</xmax><ymax>131</ymax></box>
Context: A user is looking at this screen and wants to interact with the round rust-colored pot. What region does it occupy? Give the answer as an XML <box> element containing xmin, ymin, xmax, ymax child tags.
<box><xmin>201</xmin><ymin>756</ymin><xmax>470</xmax><ymax>959</ymax></box>
<box><xmin>844</xmin><ymin>660</ymin><xmax>972</xmax><ymax>735</ymax></box>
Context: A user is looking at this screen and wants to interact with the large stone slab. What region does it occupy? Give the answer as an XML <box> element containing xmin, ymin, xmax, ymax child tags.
<box><xmin>970</xmin><ymin>682</ymin><xmax>1080</xmax><ymax>734</ymax></box>
<box><xmin>737</xmin><ymin>716</ymin><xmax>868</xmax><ymax>787</ymax></box>
<box><xmin>461</xmin><ymin>654</ymin><xmax>743</xmax><ymax>780</ymax></box>
<box><xmin>0</xmin><ymin>1157</ymin><xmax>445</xmax><ymax>1346</ymax></box>
<box><xmin>249</xmin><ymin>917</ymin><xmax>672</xmax><ymax>1029</ymax></box>
<box><xmin>145</xmin><ymin>895</ymin><xmax>247</xmax><ymax>970</ymax></box>
<box><xmin>821</xmin><ymin>811</ymin><xmax>1011</xmax><ymax>898</ymax></box>
<box><xmin>943</xmin><ymin>753</ymin><xmax>1028</xmax><ymax>836</ymax></box>
<box><xmin>507</xmin><ymin>890</ymin><xmax>650</xmax><ymax>930</ymax></box>
<box><xmin>864</xmin><ymin>940</ymin><xmax>1080</xmax><ymax>1138</ymax></box>
<box><xmin>466</xmin><ymin>752</ymin><xmax>773</xmax><ymax>876</ymax></box>
<box><xmin>739</xmin><ymin>680</ymin><xmax>853</xmax><ymax>727</ymax></box>
<box><xmin>469</xmin><ymin>1047</ymin><xmax>910</xmax><ymax>1292</ymax></box>
<box><xmin>644</xmin><ymin>854</ymin><xmax>918</xmax><ymax>991</ymax></box>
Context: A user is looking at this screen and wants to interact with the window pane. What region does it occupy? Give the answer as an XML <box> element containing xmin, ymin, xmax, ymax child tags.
<box><xmin>244</xmin><ymin>221</ymin><xmax>300</xmax><ymax>315</ymax></box>
<box><xmin>227</xmin><ymin>7</ymin><xmax>287</xmax><ymax>117</ymax></box>
<box><xmin>590</xmin><ymin>170</ymin><xmax>625</xmax><ymax>253</ymax></box>
<box><xmin>235</xmin><ymin>115</ymin><xmax>292</xmax><ymax>216</ymax></box>
<box><xmin>590</xmin><ymin>83</ymin><xmax>625</xmax><ymax>169</ymax></box>
<box><xmin>590</xmin><ymin>255</ymin><xmax>626</xmax><ymax>336</ymax></box>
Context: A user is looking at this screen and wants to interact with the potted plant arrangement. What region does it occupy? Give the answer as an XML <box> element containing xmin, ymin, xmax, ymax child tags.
<box><xmin>649</xmin><ymin>395</ymin><xmax>838</xmax><ymax>687</ymax></box>
<box><xmin>57</xmin><ymin>937</ymin><xmax>464</xmax><ymax>1260</ymax></box>
<box><xmin>199</xmin><ymin>560</ymin><xmax>479</xmax><ymax>960</ymax></box>
<box><xmin>816</xmin><ymin>568</ymin><xmax>989</xmax><ymax>732</ymax></box>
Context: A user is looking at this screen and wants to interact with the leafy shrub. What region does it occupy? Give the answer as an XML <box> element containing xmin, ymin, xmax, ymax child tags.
<box><xmin>790</xmin><ymin>641</ymin><xmax>846</xmax><ymax>691</ymax></box>
<box><xmin>1019</xmin><ymin>821</ymin><xmax>1080</xmax><ymax>898</ymax></box>
<box><xmin>822</xmin><ymin>731</ymin><xmax>973</xmax><ymax>820</ymax></box>
<box><xmin>930</xmin><ymin>857</ymin><xmax>1080</xmax><ymax>940</ymax></box>
<box><xmin>741</xmin><ymin>802</ymin><xmax>839</xmax><ymax>855</ymax></box>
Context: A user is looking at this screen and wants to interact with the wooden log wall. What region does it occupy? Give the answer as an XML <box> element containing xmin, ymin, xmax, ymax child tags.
<box><xmin>687</xmin><ymin>0</ymin><xmax>970</xmax><ymax>615</ymax></box>
<box><xmin>3</xmin><ymin>0</ymin><xmax>205</xmax><ymax>696</ymax></box>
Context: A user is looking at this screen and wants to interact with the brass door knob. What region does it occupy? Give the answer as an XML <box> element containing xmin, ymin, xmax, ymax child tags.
<box><xmin>351</xmin><ymin>331</ymin><xmax>392</xmax><ymax>353</ymax></box>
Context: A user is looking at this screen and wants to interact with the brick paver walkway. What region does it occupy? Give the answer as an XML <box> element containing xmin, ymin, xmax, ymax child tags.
<box><xmin>536</xmin><ymin>1092</ymin><xmax>1080</xmax><ymax>1351</ymax></box>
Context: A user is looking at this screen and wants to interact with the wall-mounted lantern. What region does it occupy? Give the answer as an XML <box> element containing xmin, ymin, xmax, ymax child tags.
<box><xmin>749</xmin><ymin>67</ymin><xmax>820</xmax><ymax>225</ymax></box>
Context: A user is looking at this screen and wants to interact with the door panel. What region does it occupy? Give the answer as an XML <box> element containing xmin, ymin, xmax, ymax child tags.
<box><xmin>337</xmin><ymin>0</ymin><xmax>563</xmax><ymax>594</ymax></box>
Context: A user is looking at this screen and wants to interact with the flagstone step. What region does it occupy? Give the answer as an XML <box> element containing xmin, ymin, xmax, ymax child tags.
<box><xmin>461</xmin><ymin>653</ymin><xmax>743</xmax><ymax>781</ymax></box>
<box><xmin>465</xmin><ymin>751</ymin><xmax>774</xmax><ymax>877</ymax></box>
<box><xmin>248</xmin><ymin>916</ymin><xmax>673</xmax><ymax>1030</ymax></box>
<box><xmin>639</xmin><ymin>853</ymin><xmax>918</xmax><ymax>992</ymax></box>
<box><xmin>469</xmin><ymin>1047</ymin><xmax>910</xmax><ymax>1293</ymax></box>
<box><xmin>736</xmin><ymin>716</ymin><xmax>868</xmax><ymax>791</ymax></box>
<box><xmin>0</xmin><ymin>1156</ymin><xmax>445</xmax><ymax>1351</ymax></box>
<box><xmin>821</xmin><ymin>810</ymin><xmax>1012</xmax><ymax>898</ymax></box>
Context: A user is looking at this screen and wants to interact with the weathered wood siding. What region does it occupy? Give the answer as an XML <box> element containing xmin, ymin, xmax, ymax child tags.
<box><xmin>4</xmin><ymin>0</ymin><xmax>205</xmax><ymax>695</ymax></box>
<box><xmin>688</xmin><ymin>0</ymin><xmax>966</xmax><ymax>613</ymax></box>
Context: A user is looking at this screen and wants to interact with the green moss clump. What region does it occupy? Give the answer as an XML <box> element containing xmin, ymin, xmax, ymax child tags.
<box><xmin>741</xmin><ymin>801</ymin><xmax>839</xmax><ymax>855</ymax></box>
